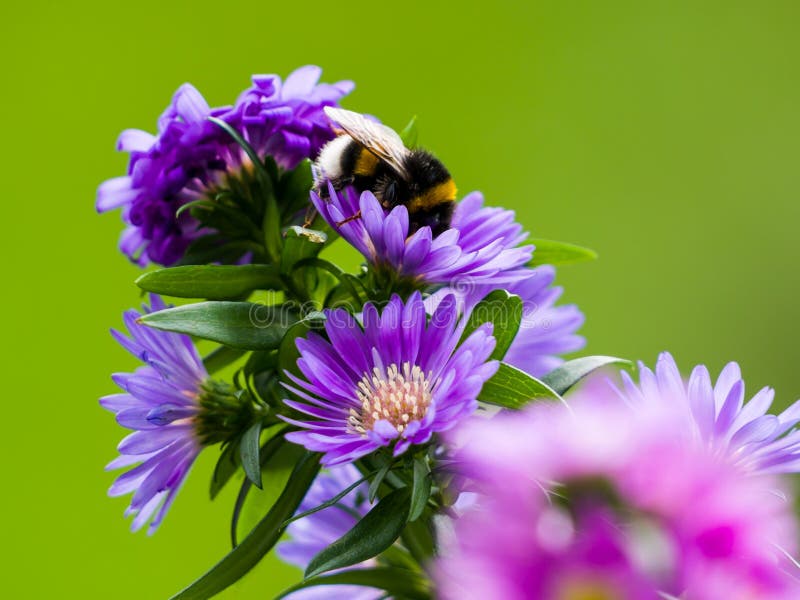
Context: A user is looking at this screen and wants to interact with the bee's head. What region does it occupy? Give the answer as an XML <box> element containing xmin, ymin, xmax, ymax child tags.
<box><xmin>375</xmin><ymin>175</ymin><xmax>411</xmax><ymax>209</ymax></box>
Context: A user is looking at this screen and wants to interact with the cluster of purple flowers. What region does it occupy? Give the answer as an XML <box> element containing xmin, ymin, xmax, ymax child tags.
<box><xmin>97</xmin><ymin>66</ymin><xmax>353</xmax><ymax>266</ymax></box>
<box><xmin>96</xmin><ymin>63</ymin><xmax>800</xmax><ymax>600</ymax></box>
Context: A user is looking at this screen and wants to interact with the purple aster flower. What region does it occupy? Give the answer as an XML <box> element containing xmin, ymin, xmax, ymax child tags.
<box><xmin>97</xmin><ymin>66</ymin><xmax>353</xmax><ymax>266</ymax></box>
<box><xmin>440</xmin><ymin>387</ymin><xmax>800</xmax><ymax>599</ymax></box>
<box><xmin>311</xmin><ymin>187</ymin><xmax>533</xmax><ymax>287</ymax></box>
<box><xmin>224</xmin><ymin>65</ymin><xmax>355</xmax><ymax>171</ymax></box>
<box><xmin>611</xmin><ymin>352</ymin><xmax>800</xmax><ymax>475</ymax></box>
<box><xmin>101</xmin><ymin>295</ymin><xmax>255</xmax><ymax>533</ymax></box>
<box><xmin>426</xmin><ymin>265</ymin><xmax>585</xmax><ymax>377</ymax></box>
<box><xmin>101</xmin><ymin>295</ymin><xmax>207</xmax><ymax>533</ymax></box>
<box><xmin>281</xmin><ymin>292</ymin><xmax>498</xmax><ymax>466</ymax></box>
<box><xmin>277</xmin><ymin>465</ymin><xmax>381</xmax><ymax>600</ymax></box>
<box><xmin>438</xmin><ymin>500</ymin><xmax>662</xmax><ymax>600</ymax></box>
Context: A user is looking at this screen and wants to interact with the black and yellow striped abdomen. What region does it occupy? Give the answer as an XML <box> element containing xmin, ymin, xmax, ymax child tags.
<box><xmin>320</xmin><ymin>137</ymin><xmax>457</xmax><ymax>235</ymax></box>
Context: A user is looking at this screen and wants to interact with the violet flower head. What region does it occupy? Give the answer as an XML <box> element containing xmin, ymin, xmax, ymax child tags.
<box><xmin>426</xmin><ymin>265</ymin><xmax>585</xmax><ymax>377</ymax></box>
<box><xmin>502</xmin><ymin>265</ymin><xmax>585</xmax><ymax>376</ymax></box>
<box><xmin>439</xmin><ymin>387</ymin><xmax>800</xmax><ymax>600</ymax></box>
<box><xmin>101</xmin><ymin>295</ymin><xmax>208</xmax><ymax>534</ymax></box>
<box><xmin>277</xmin><ymin>465</ymin><xmax>381</xmax><ymax>600</ymax></box>
<box><xmin>613</xmin><ymin>352</ymin><xmax>800</xmax><ymax>475</ymax></box>
<box><xmin>97</xmin><ymin>66</ymin><xmax>353</xmax><ymax>266</ymax></box>
<box><xmin>224</xmin><ymin>65</ymin><xmax>355</xmax><ymax>171</ymax></box>
<box><xmin>311</xmin><ymin>187</ymin><xmax>533</xmax><ymax>287</ymax></box>
<box><xmin>281</xmin><ymin>292</ymin><xmax>498</xmax><ymax>466</ymax></box>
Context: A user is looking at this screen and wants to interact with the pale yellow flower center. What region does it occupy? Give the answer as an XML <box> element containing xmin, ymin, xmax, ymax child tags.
<box><xmin>556</xmin><ymin>580</ymin><xmax>619</xmax><ymax>600</ymax></box>
<box><xmin>348</xmin><ymin>362</ymin><xmax>432</xmax><ymax>435</ymax></box>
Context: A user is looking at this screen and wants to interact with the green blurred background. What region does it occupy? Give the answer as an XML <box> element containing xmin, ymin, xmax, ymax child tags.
<box><xmin>3</xmin><ymin>0</ymin><xmax>799</xmax><ymax>596</ymax></box>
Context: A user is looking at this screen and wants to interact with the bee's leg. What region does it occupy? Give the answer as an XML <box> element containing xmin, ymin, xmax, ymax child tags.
<box><xmin>303</xmin><ymin>205</ymin><xmax>318</xmax><ymax>228</ymax></box>
<box><xmin>336</xmin><ymin>210</ymin><xmax>362</xmax><ymax>226</ymax></box>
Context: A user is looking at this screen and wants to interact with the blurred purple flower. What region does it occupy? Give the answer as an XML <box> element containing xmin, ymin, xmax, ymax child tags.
<box><xmin>97</xmin><ymin>66</ymin><xmax>353</xmax><ymax>266</ymax></box>
<box><xmin>311</xmin><ymin>187</ymin><xmax>532</xmax><ymax>287</ymax></box>
<box><xmin>613</xmin><ymin>352</ymin><xmax>800</xmax><ymax>475</ymax></box>
<box><xmin>277</xmin><ymin>465</ymin><xmax>381</xmax><ymax>600</ymax></box>
<box><xmin>281</xmin><ymin>292</ymin><xmax>498</xmax><ymax>465</ymax></box>
<box><xmin>439</xmin><ymin>381</ymin><xmax>800</xmax><ymax>599</ymax></box>
<box><xmin>426</xmin><ymin>265</ymin><xmax>585</xmax><ymax>377</ymax></box>
<box><xmin>100</xmin><ymin>295</ymin><xmax>207</xmax><ymax>534</ymax></box>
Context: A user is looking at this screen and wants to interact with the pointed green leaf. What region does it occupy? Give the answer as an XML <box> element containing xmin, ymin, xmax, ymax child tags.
<box><xmin>409</xmin><ymin>457</ymin><xmax>431</xmax><ymax>522</ymax></box>
<box><xmin>203</xmin><ymin>346</ymin><xmax>246</xmax><ymax>375</ymax></box>
<box><xmin>171</xmin><ymin>452</ymin><xmax>321</xmax><ymax>600</ymax></box>
<box><xmin>278</xmin><ymin>160</ymin><xmax>315</xmax><ymax>216</ymax></box>
<box><xmin>541</xmin><ymin>355</ymin><xmax>631</xmax><ymax>396</ymax></box>
<box><xmin>239</xmin><ymin>422</ymin><xmax>262</xmax><ymax>489</ymax></box>
<box><xmin>262</xmin><ymin>189</ymin><xmax>282</xmax><ymax>264</ymax></box>
<box><xmin>210</xmin><ymin>441</ymin><xmax>240</xmax><ymax>500</ymax></box>
<box><xmin>230</xmin><ymin>428</ymin><xmax>290</xmax><ymax>547</ymax></box>
<box><xmin>461</xmin><ymin>290</ymin><xmax>523</xmax><ymax>361</ymax></box>
<box><xmin>478</xmin><ymin>362</ymin><xmax>562</xmax><ymax>409</ymax></box>
<box><xmin>276</xmin><ymin>567</ymin><xmax>430</xmax><ymax>600</ymax></box>
<box><xmin>294</xmin><ymin>257</ymin><xmax>364</xmax><ymax>304</ymax></box>
<box><xmin>139</xmin><ymin>302</ymin><xmax>299</xmax><ymax>350</ymax></box>
<box><xmin>401</xmin><ymin>515</ymin><xmax>435</xmax><ymax>564</ymax></box>
<box><xmin>528</xmin><ymin>238</ymin><xmax>598</xmax><ymax>267</ymax></box>
<box><xmin>281</xmin><ymin>226</ymin><xmax>327</xmax><ymax>274</ymax></box>
<box><xmin>305</xmin><ymin>487</ymin><xmax>412</xmax><ymax>579</ymax></box>
<box><xmin>136</xmin><ymin>265</ymin><xmax>284</xmax><ymax>300</ymax></box>
<box><xmin>399</xmin><ymin>115</ymin><xmax>418</xmax><ymax>147</ymax></box>
<box><xmin>368</xmin><ymin>460</ymin><xmax>393</xmax><ymax>503</ymax></box>
<box><xmin>283</xmin><ymin>472</ymin><xmax>373</xmax><ymax>528</ymax></box>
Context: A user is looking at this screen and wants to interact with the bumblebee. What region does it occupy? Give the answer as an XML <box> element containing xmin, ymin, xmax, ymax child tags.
<box><xmin>313</xmin><ymin>107</ymin><xmax>457</xmax><ymax>235</ymax></box>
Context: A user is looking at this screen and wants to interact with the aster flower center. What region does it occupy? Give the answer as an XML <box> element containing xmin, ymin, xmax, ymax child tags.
<box><xmin>349</xmin><ymin>363</ymin><xmax>432</xmax><ymax>435</ymax></box>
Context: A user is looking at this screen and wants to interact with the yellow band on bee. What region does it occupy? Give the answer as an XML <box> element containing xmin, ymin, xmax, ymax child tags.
<box><xmin>354</xmin><ymin>149</ymin><xmax>380</xmax><ymax>176</ymax></box>
<box><xmin>408</xmin><ymin>179</ymin><xmax>457</xmax><ymax>211</ymax></box>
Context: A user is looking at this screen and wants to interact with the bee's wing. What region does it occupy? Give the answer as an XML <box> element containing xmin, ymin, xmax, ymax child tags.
<box><xmin>324</xmin><ymin>107</ymin><xmax>411</xmax><ymax>179</ymax></box>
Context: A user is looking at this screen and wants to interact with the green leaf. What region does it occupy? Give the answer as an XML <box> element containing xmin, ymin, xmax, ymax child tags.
<box><xmin>401</xmin><ymin>515</ymin><xmax>435</xmax><ymax>564</ymax></box>
<box><xmin>172</xmin><ymin>452</ymin><xmax>321</xmax><ymax>600</ymax></box>
<box><xmin>203</xmin><ymin>346</ymin><xmax>246</xmax><ymax>375</ymax></box>
<box><xmin>276</xmin><ymin>567</ymin><xmax>430</xmax><ymax>600</ymax></box>
<box><xmin>478</xmin><ymin>362</ymin><xmax>562</xmax><ymax>409</ymax></box>
<box><xmin>278</xmin><ymin>160</ymin><xmax>315</xmax><ymax>217</ymax></box>
<box><xmin>281</xmin><ymin>226</ymin><xmax>327</xmax><ymax>274</ymax></box>
<box><xmin>208</xmin><ymin>117</ymin><xmax>281</xmax><ymax>263</ymax></box>
<box><xmin>369</xmin><ymin>460</ymin><xmax>393</xmax><ymax>503</ymax></box>
<box><xmin>139</xmin><ymin>302</ymin><xmax>299</xmax><ymax>350</ymax></box>
<box><xmin>399</xmin><ymin>115</ymin><xmax>418</xmax><ymax>147</ymax></box>
<box><xmin>136</xmin><ymin>265</ymin><xmax>284</xmax><ymax>300</ymax></box>
<box><xmin>283</xmin><ymin>471</ymin><xmax>373</xmax><ymax>527</ymax></box>
<box><xmin>528</xmin><ymin>238</ymin><xmax>598</xmax><ymax>267</ymax></box>
<box><xmin>176</xmin><ymin>235</ymin><xmax>262</xmax><ymax>267</ymax></box>
<box><xmin>305</xmin><ymin>487</ymin><xmax>412</xmax><ymax>579</ymax></box>
<box><xmin>230</xmin><ymin>428</ymin><xmax>290</xmax><ymax>547</ymax></box>
<box><xmin>294</xmin><ymin>257</ymin><xmax>364</xmax><ymax>305</ymax></box>
<box><xmin>409</xmin><ymin>456</ymin><xmax>431</xmax><ymax>523</ymax></box>
<box><xmin>541</xmin><ymin>355</ymin><xmax>631</xmax><ymax>396</ymax></box>
<box><xmin>175</xmin><ymin>199</ymin><xmax>215</xmax><ymax>218</ymax></box>
<box><xmin>243</xmin><ymin>350</ymin><xmax>278</xmax><ymax>379</ymax></box>
<box><xmin>239</xmin><ymin>422</ymin><xmax>262</xmax><ymax>489</ymax></box>
<box><xmin>210</xmin><ymin>441</ymin><xmax>240</xmax><ymax>500</ymax></box>
<box><xmin>460</xmin><ymin>290</ymin><xmax>523</xmax><ymax>361</ymax></box>
<box><xmin>262</xmin><ymin>188</ymin><xmax>282</xmax><ymax>264</ymax></box>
